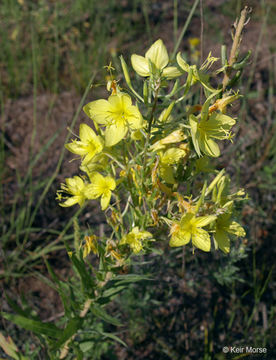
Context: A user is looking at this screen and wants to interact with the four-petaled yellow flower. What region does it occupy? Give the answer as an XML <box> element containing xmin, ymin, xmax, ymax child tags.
<box><xmin>131</xmin><ymin>39</ymin><xmax>182</xmax><ymax>78</ymax></box>
<box><xmin>65</xmin><ymin>123</ymin><xmax>103</xmax><ymax>165</ymax></box>
<box><xmin>214</xmin><ymin>213</ymin><xmax>245</xmax><ymax>254</ymax></box>
<box><xmin>83</xmin><ymin>93</ymin><xmax>143</xmax><ymax>147</ymax></box>
<box><xmin>120</xmin><ymin>227</ymin><xmax>152</xmax><ymax>254</ymax></box>
<box><xmin>85</xmin><ymin>172</ymin><xmax>116</xmax><ymax>210</ymax></box>
<box><xmin>59</xmin><ymin>176</ymin><xmax>87</xmax><ymax>207</ymax></box>
<box><xmin>169</xmin><ymin>212</ymin><xmax>216</xmax><ymax>252</ymax></box>
<box><xmin>190</xmin><ymin>113</ymin><xmax>236</xmax><ymax>157</ymax></box>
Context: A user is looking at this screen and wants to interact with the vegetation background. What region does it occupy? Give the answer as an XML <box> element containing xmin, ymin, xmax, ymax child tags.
<box><xmin>0</xmin><ymin>0</ymin><xmax>275</xmax><ymax>359</ymax></box>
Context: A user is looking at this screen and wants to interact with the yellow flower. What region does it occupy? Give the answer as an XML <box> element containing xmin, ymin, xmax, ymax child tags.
<box><xmin>120</xmin><ymin>227</ymin><xmax>152</xmax><ymax>254</ymax></box>
<box><xmin>131</xmin><ymin>39</ymin><xmax>182</xmax><ymax>78</ymax></box>
<box><xmin>169</xmin><ymin>212</ymin><xmax>216</xmax><ymax>252</ymax></box>
<box><xmin>83</xmin><ymin>93</ymin><xmax>143</xmax><ymax>147</ymax></box>
<box><xmin>190</xmin><ymin>113</ymin><xmax>236</xmax><ymax>157</ymax></box>
<box><xmin>158</xmin><ymin>147</ymin><xmax>188</xmax><ymax>184</ymax></box>
<box><xmin>65</xmin><ymin>123</ymin><xmax>103</xmax><ymax>165</ymax></box>
<box><xmin>80</xmin><ymin>154</ymin><xmax>108</xmax><ymax>175</ymax></box>
<box><xmin>150</xmin><ymin>129</ymin><xmax>186</xmax><ymax>152</ymax></box>
<box><xmin>58</xmin><ymin>176</ymin><xmax>87</xmax><ymax>207</ymax></box>
<box><xmin>85</xmin><ymin>172</ymin><xmax>116</xmax><ymax>210</ymax></box>
<box><xmin>189</xmin><ymin>37</ymin><xmax>200</xmax><ymax>47</ymax></box>
<box><xmin>214</xmin><ymin>213</ymin><xmax>245</xmax><ymax>253</ymax></box>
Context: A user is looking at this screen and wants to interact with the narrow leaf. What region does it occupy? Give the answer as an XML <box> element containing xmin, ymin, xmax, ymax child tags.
<box><xmin>2</xmin><ymin>313</ymin><xmax>62</xmax><ymax>338</ymax></box>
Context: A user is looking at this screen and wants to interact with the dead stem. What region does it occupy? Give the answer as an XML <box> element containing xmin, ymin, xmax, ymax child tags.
<box><xmin>222</xmin><ymin>6</ymin><xmax>251</xmax><ymax>90</ymax></box>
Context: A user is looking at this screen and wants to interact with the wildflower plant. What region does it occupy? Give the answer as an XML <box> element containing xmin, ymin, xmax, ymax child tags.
<box><xmin>58</xmin><ymin>38</ymin><xmax>247</xmax><ymax>256</ymax></box>
<box><xmin>3</xmin><ymin>8</ymin><xmax>252</xmax><ymax>358</ymax></box>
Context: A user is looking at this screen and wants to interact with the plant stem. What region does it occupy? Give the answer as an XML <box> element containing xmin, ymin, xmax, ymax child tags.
<box><xmin>222</xmin><ymin>6</ymin><xmax>250</xmax><ymax>90</ymax></box>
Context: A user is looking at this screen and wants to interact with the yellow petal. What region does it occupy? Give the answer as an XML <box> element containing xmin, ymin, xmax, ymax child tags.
<box><xmin>214</xmin><ymin>230</ymin><xmax>230</xmax><ymax>253</ymax></box>
<box><xmin>228</xmin><ymin>221</ymin><xmax>246</xmax><ymax>237</ymax></box>
<box><xmin>176</xmin><ymin>52</ymin><xmax>190</xmax><ymax>72</ymax></box>
<box><xmin>83</xmin><ymin>100</ymin><xmax>111</xmax><ymax>125</ymax></box>
<box><xmin>105</xmin><ymin>123</ymin><xmax>128</xmax><ymax>147</ymax></box>
<box><xmin>131</xmin><ymin>54</ymin><xmax>150</xmax><ymax>77</ymax></box>
<box><xmin>189</xmin><ymin>115</ymin><xmax>201</xmax><ymax>156</ymax></box>
<box><xmin>170</xmin><ymin>230</ymin><xmax>191</xmax><ymax>247</ymax></box>
<box><xmin>101</xmin><ymin>190</ymin><xmax>111</xmax><ymax>210</ymax></box>
<box><xmin>105</xmin><ymin>176</ymin><xmax>116</xmax><ymax>191</ymax></box>
<box><xmin>85</xmin><ymin>173</ymin><xmax>105</xmax><ymax>198</ymax></box>
<box><xmin>65</xmin><ymin>141</ymin><xmax>87</xmax><ymax>156</ymax></box>
<box><xmin>200</xmin><ymin>134</ymin><xmax>220</xmax><ymax>157</ymax></box>
<box><xmin>162</xmin><ymin>66</ymin><xmax>182</xmax><ymax>79</ymax></box>
<box><xmin>159</xmin><ymin>165</ymin><xmax>176</xmax><ymax>184</ymax></box>
<box><xmin>125</xmin><ymin>107</ymin><xmax>143</xmax><ymax>130</ymax></box>
<box><xmin>192</xmin><ymin>228</ymin><xmax>211</xmax><ymax>252</ymax></box>
<box><xmin>145</xmin><ymin>39</ymin><xmax>169</xmax><ymax>70</ymax></box>
<box><xmin>79</xmin><ymin>123</ymin><xmax>101</xmax><ymax>144</ymax></box>
<box><xmin>193</xmin><ymin>215</ymin><xmax>217</xmax><ymax>227</ymax></box>
<box><xmin>66</xmin><ymin>176</ymin><xmax>84</xmax><ymax>194</ymax></box>
<box><xmin>160</xmin><ymin>147</ymin><xmax>187</xmax><ymax>165</ymax></box>
<box><xmin>60</xmin><ymin>196</ymin><xmax>80</xmax><ymax>207</ymax></box>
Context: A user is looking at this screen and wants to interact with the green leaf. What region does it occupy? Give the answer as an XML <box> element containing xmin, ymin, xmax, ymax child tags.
<box><xmin>99</xmin><ymin>286</ymin><xmax>126</xmax><ymax>304</ymax></box>
<box><xmin>71</xmin><ymin>253</ymin><xmax>94</xmax><ymax>291</ymax></box>
<box><xmin>113</xmin><ymin>274</ymin><xmax>153</xmax><ymax>286</ymax></box>
<box><xmin>91</xmin><ymin>304</ymin><xmax>122</xmax><ymax>326</ymax></box>
<box><xmin>52</xmin><ymin>317</ymin><xmax>83</xmax><ymax>351</ymax></box>
<box><xmin>79</xmin><ymin>341</ymin><xmax>94</xmax><ymax>353</ymax></box>
<box><xmin>2</xmin><ymin>313</ymin><xmax>62</xmax><ymax>338</ymax></box>
<box><xmin>100</xmin><ymin>331</ymin><xmax>127</xmax><ymax>347</ymax></box>
<box><xmin>5</xmin><ymin>295</ymin><xmax>30</xmax><ymax>318</ymax></box>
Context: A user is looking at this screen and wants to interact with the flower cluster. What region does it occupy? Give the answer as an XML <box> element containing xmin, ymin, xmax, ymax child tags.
<box><xmin>58</xmin><ymin>38</ymin><xmax>246</xmax><ymax>260</ymax></box>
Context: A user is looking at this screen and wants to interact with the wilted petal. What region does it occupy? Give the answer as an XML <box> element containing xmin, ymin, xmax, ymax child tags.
<box><xmin>228</xmin><ymin>221</ymin><xmax>246</xmax><ymax>237</ymax></box>
<box><xmin>176</xmin><ymin>52</ymin><xmax>190</xmax><ymax>72</ymax></box>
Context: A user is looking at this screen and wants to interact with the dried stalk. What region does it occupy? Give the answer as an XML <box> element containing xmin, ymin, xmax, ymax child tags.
<box><xmin>222</xmin><ymin>6</ymin><xmax>251</xmax><ymax>90</ymax></box>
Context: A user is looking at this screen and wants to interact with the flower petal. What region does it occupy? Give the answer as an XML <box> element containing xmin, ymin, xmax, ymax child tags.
<box><xmin>105</xmin><ymin>176</ymin><xmax>116</xmax><ymax>191</ymax></box>
<box><xmin>189</xmin><ymin>115</ymin><xmax>201</xmax><ymax>157</ymax></box>
<box><xmin>193</xmin><ymin>215</ymin><xmax>217</xmax><ymax>227</ymax></box>
<box><xmin>159</xmin><ymin>165</ymin><xmax>176</xmax><ymax>184</ymax></box>
<box><xmin>83</xmin><ymin>100</ymin><xmax>112</xmax><ymax>125</ymax></box>
<box><xmin>65</xmin><ymin>141</ymin><xmax>87</xmax><ymax>156</ymax></box>
<box><xmin>60</xmin><ymin>196</ymin><xmax>80</xmax><ymax>207</ymax></box>
<box><xmin>145</xmin><ymin>39</ymin><xmax>169</xmax><ymax>70</ymax></box>
<box><xmin>192</xmin><ymin>228</ymin><xmax>211</xmax><ymax>252</ymax></box>
<box><xmin>214</xmin><ymin>229</ymin><xmax>230</xmax><ymax>253</ymax></box>
<box><xmin>170</xmin><ymin>230</ymin><xmax>191</xmax><ymax>247</ymax></box>
<box><xmin>176</xmin><ymin>52</ymin><xmax>190</xmax><ymax>72</ymax></box>
<box><xmin>105</xmin><ymin>123</ymin><xmax>128</xmax><ymax>147</ymax></box>
<box><xmin>162</xmin><ymin>66</ymin><xmax>182</xmax><ymax>79</ymax></box>
<box><xmin>131</xmin><ymin>54</ymin><xmax>150</xmax><ymax>77</ymax></box>
<box><xmin>101</xmin><ymin>190</ymin><xmax>111</xmax><ymax>210</ymax></box>
<box><xmin>79</xmin><ymin>123</ymin><xmax>101</xmax><ymax>144</ymax></box>
<box><xmin>200</xmin><ymin>134</ymin><xmax>220</xmax><ymax>157</ymax></box>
